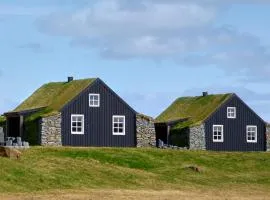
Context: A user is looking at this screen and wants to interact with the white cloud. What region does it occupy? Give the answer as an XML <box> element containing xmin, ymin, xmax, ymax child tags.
<box><xmin>36</xmin><ymin>0</ymin><xmax>270</xmax><ymax>81</ymax></box>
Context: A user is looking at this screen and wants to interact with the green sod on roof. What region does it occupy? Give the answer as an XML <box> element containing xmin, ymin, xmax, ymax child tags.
<box><xmin>156</xmin><ymin>93</ymin><xmax>233</xmax><ymax>129</ymax></box>
<box><xmin>14</xmin><ymin>78</ymin><xmax>96</xmax><ymax>115</ymax></box>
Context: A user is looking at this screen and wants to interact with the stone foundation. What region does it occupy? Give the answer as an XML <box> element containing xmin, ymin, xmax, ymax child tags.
<box><xmin>189</xmin><ymin>124</ymin><xmax>206</xmax><ymax>150</ymax></box>
<box><xmin>136</xmin><ymin>114</ymin><xmax>156</xmax><ymax>147</ymax></box>
<box><xmin>266</xmin><ymin>124</ymin><xmax>270</xmax><ymax>151</ymax></box>
<box><xmin>40</xmin><ymin>114</ymin><xmax>62</xmax><ymax>146</ymax></box>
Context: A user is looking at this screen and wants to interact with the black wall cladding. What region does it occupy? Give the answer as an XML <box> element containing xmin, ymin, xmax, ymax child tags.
<box><xmin>61</xmin><ymin>79</ymin><xmax>137</xmax><ymax>147</ymax></box>
<box><xmin>205</xmin><ymin>94</ymin><xmax>266</xmax><ymax>151</ymax></box>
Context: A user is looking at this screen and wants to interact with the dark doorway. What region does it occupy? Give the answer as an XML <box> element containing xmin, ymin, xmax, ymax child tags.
<box><xmin>155</xmin><ymin>124</ymin><xmax>168</xmax><ymax>145</ymax></box>
<box><xmin>7</xmin><ymin>117</ymin><xmax>20</xmax><ymax>137</ymax></box>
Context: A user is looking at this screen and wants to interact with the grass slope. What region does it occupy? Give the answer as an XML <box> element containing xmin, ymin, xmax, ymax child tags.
<box><xmin>1</xmin><ymin>147</ymin><xmax>270</xmax><ymax>194</ymax></box>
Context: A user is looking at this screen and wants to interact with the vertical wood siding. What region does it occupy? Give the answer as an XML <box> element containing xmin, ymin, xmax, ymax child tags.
<box><xmin>61</xmin><ymin>79</ymin><xmax>136</xmax><ymax>147</ymax></box>
<box><xmin>205</xmin><ymin>95</ymin><xmax>266</xmax><ymax>151</ymax></box>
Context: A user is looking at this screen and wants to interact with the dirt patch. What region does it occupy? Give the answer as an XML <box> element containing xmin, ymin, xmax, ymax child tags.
<box><xmin>183</xmin><ymin>165</ymin><xmax>204</xmax><ymax>173</ymax></box>
<box><xmin>1</xmin><ymin>189</ymin><xmax>269</xmax><ymax>200</ymax></box>
<box><xmin>0</xmin><ymin>147</ymin><xmax>21</xmax><ymax>159</ymax></box>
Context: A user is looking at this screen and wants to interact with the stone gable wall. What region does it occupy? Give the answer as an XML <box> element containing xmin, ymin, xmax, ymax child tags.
<box><xmin>40</xmin><ymin>114</ymin><xmax>62</xmax><ymax>146</ymax></box>
<box><xmin>136</xmin><ymin>114</ymin><xmax>156</xmax><ymax>147</ymax></box>
<box><xmin>266</xmin><ymin>124</ymin><xmax>270</xmax><ymax>151</ymax></box>
<box><xmin>189</xmin><ymin>124</ymin><xmax>206</xmax><ymax>150</ymax></box>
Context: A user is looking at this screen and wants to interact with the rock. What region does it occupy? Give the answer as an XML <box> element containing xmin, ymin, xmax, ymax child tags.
<box><xmin>23</xmin><ymin>141</ymin><xmax>29</xmax><ymax>147</ymax></box>
<box><xmin>5</xmin><ymin>140</ymin><xmax>12</xmax><ymax>146</ymax></box>
<box><xmin>0</xmin><ymin>146</ymin><xmax>22</xmax><ymax>159</ymax></box>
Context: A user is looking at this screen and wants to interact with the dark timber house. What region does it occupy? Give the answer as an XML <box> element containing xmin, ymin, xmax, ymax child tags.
<box><xmin>155</xmin><ymin>92</ymin><xmax>269</xmax><ymax>151</ymax></box>
<box><xmin>4</xmin><ymin>77</ymin><xmax>156</xmax><ymax>147</ymax></box>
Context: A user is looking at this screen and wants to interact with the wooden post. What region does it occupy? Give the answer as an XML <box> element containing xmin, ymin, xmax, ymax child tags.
<box><xmin>167</xmin><ymin>125</ymin><xmax>170</xmax><ymax>145</ymax></box>
<box><xmin>19</xmin><ymin>115</ymin><xmax>24</xmax><ymax>138</ymax></box>
<box><xmin>6</xmin><ymin>117</ymin><xmax>9</xmax><ymax>137</ymax></box>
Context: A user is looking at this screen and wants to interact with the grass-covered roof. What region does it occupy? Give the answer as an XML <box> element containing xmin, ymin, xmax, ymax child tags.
<box><xmin>14</xmin><ymin>78</ymin><xmax>96</xmax><ymax>115</ymax></box>
<box><xmin>156</xmin><ymin>93</ymin><xmax>233</xmax><ymax>129</ymax></box>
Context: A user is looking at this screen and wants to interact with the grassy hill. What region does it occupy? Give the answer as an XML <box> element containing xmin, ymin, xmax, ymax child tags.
<box><xmin>1</xmin><ymin>147</ymin><xmax>270</xmax><ymax>197</ymax></box>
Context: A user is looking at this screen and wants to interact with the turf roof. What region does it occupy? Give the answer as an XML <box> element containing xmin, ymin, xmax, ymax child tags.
<box><xmin>156</xmin><ymin>93</ymin><xmax>233</xmax><ymax>129</ymax></box>
<box><xmin>14</xmin><ymin>78</ymin><xmax>96</xmax><ymax>115</ymax></box>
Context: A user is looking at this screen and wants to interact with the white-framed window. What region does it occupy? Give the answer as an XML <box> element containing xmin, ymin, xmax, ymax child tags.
<box><xmin>227</xmin><ymin>107</ymin><xmax>236</xmax><ymax>118</ymax></box>
<box><xmin>213</xmin><ymin>125</ymin><xmax>224</xmax><ymax>142</ymax></box>
<box><xmin>71</xmin><ymin>114</ymin><xmax>84</xmax><ymax>134</ymax></box>
<box><xmin>89</xmin><ymin>94</ymin><xmax>100</xmax><ymax>107</ymax></box>
<box><xmin>112</xmin><ymin>115</ymin><xmax>125</xmax><ymax>135</ymax></box>
<box><xmin>246</xmin><ymin>125</ymin><xmax>257</xmax><ymax>143</ymax></box>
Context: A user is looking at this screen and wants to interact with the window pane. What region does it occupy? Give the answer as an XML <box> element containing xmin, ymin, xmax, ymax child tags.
<box><xmin>72</xmin><ymin>127</ymin><xmax>76</xmax><ymax>132</ymax></box>
<box><xmin>114</xmin><ymin>118</ymin><xmax>119</xmax><ymax>122</ymax></box>
<box><xmin>114</xmin><ymin>128</ymin><xmax>118</xmax><ymax>133</ymax></box>
<box><xmin>77</xmin><ymin>122</ymin><xmax>82</xmax><ymax>127</ymax></box>
<box><xmin>119</xmin><ymin>123</ymin><xmax>123</xmax><ymax>128</ymax></box>
<box><xmin>77</xmin><ymin>128</ymin><xmax>82</xmax><ymax>132</ymax></box>
<box><xmin>119</xmin><ymin>118</ymin><xmax>124</xmax><ymax>122</ymax></box>
<box><xmin>119</xmin><ymin>128</ymin><xmax>123</xmax><ymax>133</ymax></box>
<box><xmin>114</xmin><ymin>123</ymin><xmax>119</xmax><ymax>128</ymax></box>
<box><xmin>72</xmin><ymin>122</ymin><xmax>76</xmax><ymax>127</ymax></box>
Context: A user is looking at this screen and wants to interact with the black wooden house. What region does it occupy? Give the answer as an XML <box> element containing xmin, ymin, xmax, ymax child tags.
<box><xmin>155</xmin><ymin>92</ymin><xmax>267</xmax><ymax>151</ymax></box>
<box><xmin>4</xmin><ymin>77</ymin><xmax>139</xmax><ymax>147</ymax></box>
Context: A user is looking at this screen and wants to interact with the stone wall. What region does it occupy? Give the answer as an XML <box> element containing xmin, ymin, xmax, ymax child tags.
<box><xmin>136</xmin><ymin>114</ymin><xmax>156</xmax><ymax>147</ymax></box>
<box><xmin>266</xmin><ymin>124</ymin><xmax>270</xmax><ymax>151</ymax></box>
<box><xmin>189</xmin><ymin>124</ymin><xmax>206</xmax><ymax>150</ymax></box>
<box><xmin>40</xmin><ymin>114</ymin><xmax>62</xmax><ymax>146</ymax></box>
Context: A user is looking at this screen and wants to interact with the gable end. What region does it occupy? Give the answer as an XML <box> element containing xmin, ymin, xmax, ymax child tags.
<box><xmin>60</xmin><ymin>79</ymin><xmax>98</xmax><ymax>112</ymax></box>
<box><xmin>60</xmin><ymin>78</ymin><xmax>137</xmax><ymax>114</ymax></box>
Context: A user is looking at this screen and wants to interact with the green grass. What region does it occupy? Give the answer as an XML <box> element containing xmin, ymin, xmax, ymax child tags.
<box><xmin>14</xmin><ymin>78</ymin><xmax>96</xmax><ymax>115</ymax></box>
<box><xmin>1</xmin><ymin>147</ymin><xmax>270</xmax><ymax>193</ymax></box>
<box><xmin>156</xmin><ymin>94</ymin><xmax>232</xmax><ymax>128</ymax></box>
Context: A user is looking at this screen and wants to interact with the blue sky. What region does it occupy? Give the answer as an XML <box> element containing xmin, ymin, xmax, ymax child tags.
<box><xmin>0</xmin><ymin>0</ymin><xmax>270</xmax><ymax>121</ymax></box>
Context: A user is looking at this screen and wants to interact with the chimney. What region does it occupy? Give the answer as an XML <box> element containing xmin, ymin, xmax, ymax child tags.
<box><xmin>202</xmin><ymin>92</ymin><xmax>208</xmax><ymax>97</ymax></box>
<box><xmin>67</xmin><ymin>76</ymin><xmax>74</xmax><ymax>82</ymax></box>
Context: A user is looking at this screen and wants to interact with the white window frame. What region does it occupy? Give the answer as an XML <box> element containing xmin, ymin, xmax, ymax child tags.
<box><xmin>213</xmin><ymin>125</ymin><xmax>224</xmax><ymax>142</ymax></box>
<box><xmin>71</xmin><ymin>114</ymin><xmax>84</xmax><ymax>135</ymax></box>
<box><xmin>227</xmin><ymin>107</ymin><xmax>236</xmax><ymax>119</ymax></box>
<box><xmin>89</xmin><ymin>93</ymin><xmax>100</xmax><ymax>107</ymax></box>
<box><xmin>246</xmin><ymin>125</ymin><xmax>257</xmax><ymax>143</ymax></box>
<box><xmin>112</xmin><ymin>115</ymin><xmax>125</xmax><ymax>136</ymax></box>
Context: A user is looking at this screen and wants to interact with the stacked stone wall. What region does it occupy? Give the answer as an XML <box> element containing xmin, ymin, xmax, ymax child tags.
<box><xmin>189</xmin><ymin>124</ymin><xmax>206</xmax><ymax>150</ymax></box>
<box><xmin>40</xmin><ymin>114</ymin><xmax>62</xmax><ymax>146</ymax></box>
<box><xmin>266</xmin><ymin>124</ymin><xmax>270</xmax><ymax>151</ymax></box>
<box><xmin>136</xmin><ymin>114</ymin><xmax>156</xmax><ymax>147</ymax></box>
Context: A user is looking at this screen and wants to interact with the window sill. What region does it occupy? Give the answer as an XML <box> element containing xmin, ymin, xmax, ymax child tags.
<box><xmin>113</xmin><ymin>133</ymin><xmax>126</xmax><ymax>136</ymax></box>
